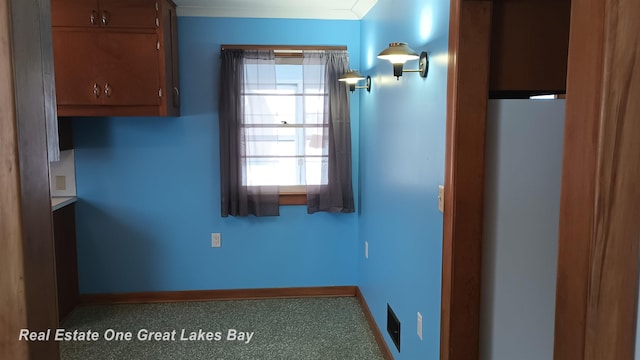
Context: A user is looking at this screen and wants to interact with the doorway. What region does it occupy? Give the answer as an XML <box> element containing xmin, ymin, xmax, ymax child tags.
<box><xmin>440</xmin><ymin>0</ymin><xmax>640</xmax><ymax>359</ymax></box>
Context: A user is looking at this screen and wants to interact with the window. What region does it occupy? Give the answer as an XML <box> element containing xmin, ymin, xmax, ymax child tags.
<box><xmin>218</xmin><ymin>46</ymin><xmax>354</xmax><ymax>217</ymax></box>
<box><xmin>243</xmin><ymin>62</ymin><xmax>327</xmax><ymax>190</ymax></box>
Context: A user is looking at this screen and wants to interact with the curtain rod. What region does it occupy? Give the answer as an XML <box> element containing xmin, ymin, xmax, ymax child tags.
<box><xmin>220</xmin><ymin>45</ymin><xmax>347</xmax><ymax>51</ymax></box>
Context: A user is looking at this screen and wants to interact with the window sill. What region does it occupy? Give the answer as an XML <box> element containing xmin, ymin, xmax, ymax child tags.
<box><xmin>279</xmin><ymin>193</ymin><xmax>306</xmax><ymax>205</ymax></box>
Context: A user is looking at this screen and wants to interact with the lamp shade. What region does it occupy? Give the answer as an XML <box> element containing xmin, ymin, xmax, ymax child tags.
<box><xmin>377</xmin><ymin>42</ymin><xmax>419</xmax><ymax>64</ymax></box>
<box><xmin>338</xmin><ymin>70</ymin><xmax>366</xmax><ymax>85</ymax></box>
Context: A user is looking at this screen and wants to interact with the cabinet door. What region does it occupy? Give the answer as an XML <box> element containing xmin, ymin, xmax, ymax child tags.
<box><xmin>53</xmin><ymin>204</ymin><xmax>79</xmax><ymax>321</ymax></box>
<box><xmin>51</xmin><ymin>0</ymin><xmax>157</xmax><ymax>29</ymax></box>
<box><xmin>52</xmin><ymin>30</ymin><xmax>103</xmax><ymax>106</ymax></box>
<box><xmin>489</xmin><ymin>0</ymin><xmax>570</xmax><ymax>93</ymax></box>
<box><xmin>51</xmin><ymin>0</ymin><xmax>100</xmax><ymax>28</ymax></box>
<box><xmin>98</xmin><ymin>0</ymin><xmax>158</xmax><ymax>29</ymax></box>
<box><xmin>160</xmin><ymin>0</ymin><xmax>180</xmax><ymax>115</ymax></box>
<box><xmin>99</xmin><ymin>32</ymin><xmax>161</xmax><ymax>106</ymax></box>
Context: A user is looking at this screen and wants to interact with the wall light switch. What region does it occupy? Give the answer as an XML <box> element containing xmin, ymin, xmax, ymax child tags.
<box><xmin>211</xmin><ymin>233</ymin><xmax>221</xmax><ymax>248</ymax></box>
<box><xmin>365</xmin><ymin>241</ymin><xmax>369</xmax><ymax>259</ymax></box>
<box><xmin>438</xmin><ymin>185</ymin><xmax>445</xmax><ymax>213</ymax></box>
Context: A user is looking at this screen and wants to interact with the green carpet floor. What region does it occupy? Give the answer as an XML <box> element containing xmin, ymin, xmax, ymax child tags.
<box><xmin>60</xmin><ymin>297</ymin><xmax>385</xmax><ymax>360</ymax></box>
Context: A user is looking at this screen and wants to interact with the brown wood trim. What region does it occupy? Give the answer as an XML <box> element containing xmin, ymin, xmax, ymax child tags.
<box><xmin>441</xmin><ymin>1</ymin><xmax>493</xmax><ymax>360</ymax></box>
<box><xmin>220</xmin><ymin>44</ymin><xmax>347</xmax><ymax>51</ymax></box>
<box><xmin>0</xmin><ymin>1</ymin><xmax>29</xmax><ymax>358</ymax></box>
<box><xmin>159</xmin><ymin>0</ymin><xmax>180</xmax><ymax>117</ymax></box>
<box><xmin>80</xmin><ymin>286</ymin><xmax>357</xmax><ymax>305</ymax></box>
<box><xmin>279</xmin><ymin>193</ymin><xmax>307</xmax><ymax>206</ymax></box>
<box><xmin>57</xmin><ymin>105</ymin><xmax>168</xmax><ymax>117</ymax></box>
<box><xmin>355</xmin><ymin>288</ymin><xmax>394</xmax><ymax>360</ymax></box>
<box><xmin>553</xmin><ymin>0</ymin><xmax>640</xmax><ymax>358</ymax></box>
<box><xmin>50</xmin><ymin>26</ymin><xmax>157</xmax><ymax>35</ymax></box>
<box><xmin>10</xmin><ymin>0</ymin><xmax>61</xmax><ymax>358</ymax></box>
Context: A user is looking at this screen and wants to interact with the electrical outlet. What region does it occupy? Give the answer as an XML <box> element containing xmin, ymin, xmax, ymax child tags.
<box><xmin>211</xmin><ymin>233</ymin><xmax>221</xmax><ymax>248</ymax></box>
<box><xmin>438</xmin><ymin>185</ymin><xmax>444</xmax><ymax>213</ymax></box>
<box><xmin>365</xmin><ymin>241</ymin><xmax>369</xmax><ymax>259</ymax></box>
<box><xmin>55</xmin><ymin>176</ymin><xmax>66</xmax><ymax>191</ymax></box>
<box><xmin>417</xmin><ymin>312</ymin><xmax>423</xmax><ymax>340</ymax></box>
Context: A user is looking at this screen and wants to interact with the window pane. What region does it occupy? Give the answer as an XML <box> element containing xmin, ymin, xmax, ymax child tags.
<box><xmin>303</xmin><ymin>126</ymin><xmax>327</xmax><ymax>156</ymax></box>
<box><xmin>244</xmin><ymin>63</ymin><xmax>277</xmax><ymax>91</ymax></box>
<box><xmin>302</xmin><ymin>64</ymin><xmax>325</xmax><ymax>93</ymax></box>
<box><xmin>242</xmin><ymin>60</ymin><xmax>329</xmax><ymax>187</ymax></box>
<box><xmin>275</xmin><ymin>64</ymin><xmax>302</xmax><ymax>85</ymax></box>
<box><xmin>246</xmin><ymin>157</ymin><xmax>300</xmax><ymax>186</ymax></box>
<box><xmin>245</xmin><ymin>156</ymin><xmax>328</xmax><ymax>187</ymax></box>
<box><xmin>304</xmin><ymin>157</ymin><xmax>328</xmax><ymax>186</ymax></box>
<box><xmin>245</xmin><ymin>126</ymin><xmax>296</xmax><ymax>157</ymax></box>
<box><xmin>244</xmin><ymin>93</ymin><xmax>296</xmax><ymax>125</ymax></box>
<box><xmin>304</xmin><ymin>95</ymin><xmax>326</xmax><ymax>124</ymax></box>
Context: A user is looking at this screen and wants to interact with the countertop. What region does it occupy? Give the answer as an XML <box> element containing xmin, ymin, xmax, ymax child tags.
<box><xmin>51</xmin><ymin>196</ymin><xmax>77</xmax><ymax>211</ymax></box>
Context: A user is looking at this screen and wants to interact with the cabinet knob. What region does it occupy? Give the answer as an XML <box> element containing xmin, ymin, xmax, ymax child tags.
<box><xmin>90</xmin><ymin>10</ymin><xmax>98</xmax><ymax>25</ymax></box>
<box><xmin>93</xmin><ymin>83</ymin><xmax>101</xmax><ymax>98</ymax></box>
<box><xmin>101</xmin><ymin>11</ymin><xmax>110</xmax><ymax>25</ymax></box>
<box><xmin>104</xmin><ymin>83</ymin><xmax>112</xmax><ymax>97</ymax></box>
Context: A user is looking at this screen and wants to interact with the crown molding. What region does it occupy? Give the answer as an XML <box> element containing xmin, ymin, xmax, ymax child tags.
<box><xmin>175</xmin><ymin>0</ymin><xmax>377</xmax><ymax>20</ymax></box>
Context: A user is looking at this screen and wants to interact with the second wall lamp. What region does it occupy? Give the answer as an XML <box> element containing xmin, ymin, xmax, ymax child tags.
<box><xmin>339</xmin><ymin>70</ymin><xmax>372</xmax><ymax>92</ymax></box>
<box><xmin>377</xmin><ymin>42</ymin><xmax>429</xmax><ymax>80</ymax></box>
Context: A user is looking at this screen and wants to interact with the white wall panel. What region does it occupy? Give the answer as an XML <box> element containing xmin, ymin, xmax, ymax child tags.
<box><xmin>481</xmin><ymin>99</ymin><xmax>565</xmax><ymax>360</ymax></box>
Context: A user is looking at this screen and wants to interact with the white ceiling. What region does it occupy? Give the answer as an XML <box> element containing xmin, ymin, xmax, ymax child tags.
<box><xmin>174</xmin><ymin>0</ymin><xmax>377</xmax><ymax>20</ymax></box>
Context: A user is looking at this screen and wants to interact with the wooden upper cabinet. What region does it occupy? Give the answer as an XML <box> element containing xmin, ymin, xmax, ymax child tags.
<box><xmin>52</xmin><ymin>31</ymin><xmax>101</xmax><ymax>106</ymax></box>
<box><xmin>54</xmin><ymin>31</ymin><xmax>160</xmax><ymax>106</ymax></box>
<box><xmin>98</xmin><ymin>32</ymin><xmax>161</xmax><ymax>106</ymax></box>
<box><xmin>489</xmin><ymin>0</ymin><xmax>571</xmax><ymax>95</ymax></box>
<box><xmin>51</xmin><ymin>0</ymin><xmax>180</xmax><ymax>116</ymax></box>
<box><xmin>160</xmin><ymin>0</ymin><xmax>180</xmax><ymax>113</ymax></box>
<box><xmin>50</xmin><ymin>0</ymin><xmax>98</xmax><ymax>28</ymax></box>
<box><xmin>51</xmin><ymin>0</ymin><xmax>158</xmax><ymax>29</ymax></box>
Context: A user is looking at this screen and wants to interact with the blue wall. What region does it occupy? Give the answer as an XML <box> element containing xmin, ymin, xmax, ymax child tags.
<box><xmin>73</xmin><ymin>7</ymin><xmax>453</xmax><ymax>359</ymax></box>
<box><xmin>357</xmin><ymin>0</ymin><xmax>450</xmax><ymax>359</ymax></box>
<box><xmin>73</xmin><ymin>17</ymin><xmax>361</xmax><ymax>294</ymax></box>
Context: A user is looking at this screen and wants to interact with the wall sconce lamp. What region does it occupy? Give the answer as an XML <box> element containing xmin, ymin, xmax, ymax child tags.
<box><xmin>377</xmin><ymin>42</ymin><xmax>429</xmax><ymax>80</ymax></box>
<box><xmin>339</xmin><ymin>70</ymin><xmax>371</xmax><ymax>92</ymax></box>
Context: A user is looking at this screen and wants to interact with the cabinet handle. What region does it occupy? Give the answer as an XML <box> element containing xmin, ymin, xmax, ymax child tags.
<box><xmin>93</xmin><ymin>83</ymin><xmax>101</xmax><ymax>98</ymax></box>
<box><xmin>104</xmin><ymin>83</ymin><xmax>112</xmax><ymax>97</ymax></box>
<box><xmin>101</xmin><ymin>11</ymin><xmax>110</xmax><ymax>25</ymax></box>
<box><xmin>173</xmin><ymin>87</ymin><xmax>180</xmax><ymax>107</ymax></box>
<box><xmin>90</xmin><ymin>10</ymin><xmax>98</xmax><ymax>25</ymax></box>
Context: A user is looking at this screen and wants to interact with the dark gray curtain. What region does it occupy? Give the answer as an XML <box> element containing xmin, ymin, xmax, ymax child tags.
<box><xmin>306</xmin><ymin>50</ymin><xmax>355</xmax><ymax>213</ymax></box>
<box><xmin>219</xmin><ymin>49</ymin><xmax>280</xmax><ymax>217</ymax></box>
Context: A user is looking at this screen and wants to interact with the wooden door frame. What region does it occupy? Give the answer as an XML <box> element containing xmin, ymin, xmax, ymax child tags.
<box><xmin>440</xmin><ymin>1</ymin><xmax>492</xmax><ymax>360</ymax></box>
<box><xmin>441</xmin><ymin>0</ymin><xmax>640</xmax><ymax>359</ymax></box>
<box><xmin>552</xmin><ymin>0</ymin><xmax>640</xmax><ymax>358</ymax></box>
<box><xmin>0</xmin><ymin>0</ymin><xmax>29</xmax><ymax>357</ymax></box>
<box><xmin>1</xmin><ymin>0</ymin><xmax>61</xmax><ymax>359</ymax></box>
